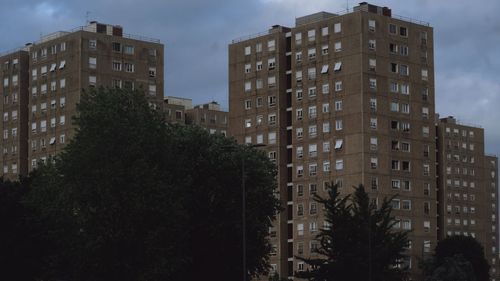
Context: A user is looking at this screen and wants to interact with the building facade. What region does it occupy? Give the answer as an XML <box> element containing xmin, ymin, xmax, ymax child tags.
<box><xmin>229</xmin><ymin>2</ymin><xmax>436</xmax><ymax>279</ymax></box>
<box><xmin>0</xmin><ymin>50</ymin><xmax>30</xmax><ymax>179</ymax></box>
<box><xmin>186</xmin><ymin>101</ymin><xmax>228</xmax><ymax>136</ymax></box>
<box><xmin>0</xmin><ymin>21</ymin><xmax>164</xmax><ymax>178</ymax></box>
<box><xmin>436</xmin><ymin>116</ymin><xmax>500</xmax><ymax>279</ymax></box>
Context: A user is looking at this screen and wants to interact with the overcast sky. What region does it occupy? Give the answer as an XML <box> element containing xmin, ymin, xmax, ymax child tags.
<box><xmin>0</xmin><ymin>0</ymin><xmax>499</xmax><ymax>158</ymax></box>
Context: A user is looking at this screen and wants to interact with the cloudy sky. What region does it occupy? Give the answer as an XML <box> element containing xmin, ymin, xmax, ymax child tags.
<box><xmin>0</xmin><ymin>0</ymin><xmax>499</xmax><ymax>157</ymax></box>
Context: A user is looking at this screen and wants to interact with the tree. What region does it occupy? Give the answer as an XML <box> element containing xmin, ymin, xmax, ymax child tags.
<box><xmin>25</xmin><ymin>87</ymin><xmax>279</xmax><ymax>281</ymax></box>
<box><xmin>296</xmin><ymin>184</ymin><xmax>410</xmax><ymax>281</ymax></box>
<box><xmin>0</xmin><ymin>178</ymin><xmax>46</xmax><ymax>280</ymax></box>
<box><xmin>422</xmin><ymin>255</ymin><xmax>476</xmax><ymax>281</ymax></box>
<box><xmin>422</xmin><ymin>235</ymin><xmax>490</xmax><ymax>281</ymax></box>
<box><xmin>164</xmin><ymin>124</ymin><xmax>280</xmax><ymax>281</ymax></box>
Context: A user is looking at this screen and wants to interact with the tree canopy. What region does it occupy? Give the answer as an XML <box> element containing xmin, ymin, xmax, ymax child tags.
<box><xmin>22</xmin><ymin>87</ymin><xmax>279</xmax><ymax>281</ymax></box>
<box><xmin>422</xmin><ymin>235</ymin><xmax>490</xmax><ymax>281</ymax></box>
<box><xmin>295</xmin><ymin>184</ymin><xmax>410</xmax><ymax>281</ymax></box>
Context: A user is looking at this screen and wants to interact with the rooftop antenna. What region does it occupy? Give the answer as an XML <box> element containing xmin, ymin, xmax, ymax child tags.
<box><xmin>346</xmin><ymin>0</ymin><xmax>349</xmax><ymax>12</ymax></box>
<box><xmin>86</xmin><ymin>11</ymin><xmax>90</xmax><ymax>24</ymax></box>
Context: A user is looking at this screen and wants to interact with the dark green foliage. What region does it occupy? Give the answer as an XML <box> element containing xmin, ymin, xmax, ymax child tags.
<box><xmin>422</xmin><ymin>255</ymin><xmax>476</xmax><ymax>281</ymax></box>
<box><xmin>296</xmin><ymin>184</ymin><xmax>410</xmax><ymax>281</ymax></box>
<box><xmin>165</xmin><ymin>125</ymin><xmax>279</xmax><ymax>280</ymax></box>
<box><xmin>0</xmin><ymin>178</ymin><xmax>46</xmax><ymax>280</ymax></box>
<box><xmin>24</xmin><ymin>87</ymin><xmax>279</xmax><ymax>281</ymax></box>
<box><xmin>422</xmin><ymin>235</ymin><xmax>490</xmax><ymax>281</ymax></box>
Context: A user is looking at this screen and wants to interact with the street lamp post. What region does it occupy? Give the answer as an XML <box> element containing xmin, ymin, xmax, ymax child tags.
<box><xmin>224</xmin><ymin>143</ymin><xmax>265</xmax><ymax>281</ymax></box>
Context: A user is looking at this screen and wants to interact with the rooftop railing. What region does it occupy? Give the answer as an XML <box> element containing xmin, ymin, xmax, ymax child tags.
<box><xmin>231</xmin><ymin>7</ymin><xmax>430</xmax><ymax>44</ymax></box>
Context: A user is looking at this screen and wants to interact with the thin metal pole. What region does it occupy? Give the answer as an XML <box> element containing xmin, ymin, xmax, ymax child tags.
<box><xmin>242</xmin><ymin>157</ymin><xmax>246</xmax><ymax>281</ymax></box>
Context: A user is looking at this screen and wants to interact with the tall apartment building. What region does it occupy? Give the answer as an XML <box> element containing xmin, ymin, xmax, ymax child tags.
<box><xmin>0</xmin><ymin>51</ymin><xmax>30</xmax><ymax>179</ymax></box>
<box><xmin>436</xmin><ymin>116</ymin><xmax>500</xmax><ymax>280</ymax></box>
<box><xmin>229</xmin><ymin>2</ymin><xmax>436</xmax><ymax>279</ymax></box>
<box><xmin>0</xmin><ymin>21</ymin><xmax>164</xmax><ymax>178</ymax></box>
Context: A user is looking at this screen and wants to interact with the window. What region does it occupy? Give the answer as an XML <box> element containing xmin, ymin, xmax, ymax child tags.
<box><xmin>423</xmin><ymin>164</ymin><xmax>430</xmax><ymax>176</ymax></box>
<box><xmin>256</xmin><ymin>61</ymin><xmax>263</xmax><ymax>71</ymax></box>
<box><xmin>268</xmin><ymin>132</ymin><xmax>276</xmax><ymax>144</ymax></box>
<box><xmin>308</xmin><ymin>67</ymin><xmax>316</xmax><ymax>80</ymax></box>
<box><xmin>334</xmin><ymin>139</ymin><xmax>343</xmax><ymax>150</ymax></box>
<box><xmin>321</xmin><ymin>45</ymin><xmax>328</xmax><ymax>55</ymax></box>
<box><xmin>389</xmin><ymin>43</ymin><xmax>398</xmax><ymax>53</ymax></box>
<box><xmin>244</xmin><ymin>100</ymin><xmax>251</xmax><ymax>110</ymax></box>
<box><xmin>400</xmin><ymin>65</ymin><xmax>409</xmax><ymax>76</ymax></box>
<box><xmin>256</xmin><ymin>79</ymin><xmax>263</xmax><ymax>89</ymax></box>
<box><xmin>296</xmin><ymin>71</ymin><xmax>302</xmax><ymax>82</ymax></box>
<box><xmin>268</xmin><ymin>96</ymin><xmax>276</xmax><ymax>107</ymax></box>
<box><xmin>244</xmin><ymin>64</ymin><xmax>251</xmax><ymax>73</ymax></box>
<box><xmin>321</xmin><ymin>64</ymin><xmax>329</xmax><ymax>74</ymax></box>
<box><xmin>89</xmin><ymin>57</ymin><xmax>97</xmax><ymax>68</ymax></box>
<box><xmin>370</xmin><ymin>137</ymin><xmax>378</xmax><ymax>150</ymax></box>
<box><xmin>244</xmin><ymin>46</ymin><xmax>251</xmax><ymax>55</ymax></box>
<box><xmin>334</xmin><ymin>22</ymin><xmax>341</xmax><ymax>33</ymax></box>
<box><xmin>368</xmin><ymin>20</ymin><xmax>376</xmax><ymax>31</ymax></box>
<box><xmin>335</xmin><ymin>81</ymin><xmax>342</xmax><ymax>91</ymax></box>
<box><xmin>323</xmin><ymin>122</ymin><xmax>330</xmax><ymax>133</ymax></box>
<box><xmin>402</xmin><ymin>200</ymin><xmax>411</xmax><ymax>210</ymax></box>
<box><xmin>400</xmin><ymin>83</ymin><xmax>409</xmax><ymax>95</ymax></box>
<box><xmin>401</xmin><ymin>103</ymin><xmax>410</xmax><ymax>114</ymax></box>
<box><xmin>369</xmin><ymin>58</ymin><xmax>376</xmax><ymax>71</ymax></box>
<box><xmin>333</xmin><ymin>62</ymin><xmax>342</xmax><ymax>72</ymax></box>
<box><xmin>308</xmin><ymin>29</ymin><xmax>316</xmax><ymax>41</ymax></box>
<box><xmin>323</xmin><ymin>141</ymin><xmax>330</xmax><ymax>152</ymax></box>
<box><xmin>371</xmin><ymin>157</ymin><xmax>378</xmax><ymax>169</ymax></box>
<box><xmin>268</xmin><ymin>113</ymin><xmax>276</xmax><ymax>125</ymax></box>
<box><xmin>390</xmin><ymin>82</ymin><xmax>398</xmax><ymax>93</ymax></box>
<box><xmin>335</xmin><ymin>100</ymin><xmax>343</xmax><ymax>111</ymax></box>
<box><xmin>308</xmin><ymin>125</ymin><xmax>317</xmax><ymax>138</ymax></box>
<box><xmin>297</xmin><ymin>204</ymin><xmax>304</xmax><ymax>216</ymax></box>
<box><xmin>321</xmin><ymin>26</ymin><xmax>329</xmax><ymax>36</ymax></box>
<box><xmin>268</xmin><ymin>58</ymin><xmax>276</xmax><ymax>70</ymax></box>
<box><xmin>400</xmin><ymin>26</ymin><xmax>408</xmax><ymax>37</ymax></box>
<box><xmin>322</xmin><ymin>103</ymin><xmax>330</xmax><ymax>113</ymax></box>
<box><xmin>335</xmin><ymin>159</ymin><xmax>344</xmax><ymax>170</ymax></box>
<box><xmin>32</xmin><ymin>69</ymin><xmax>38</xmax><ymax>81</ymax></box>
<box><xmin>112</xmin><ymin>61</ymin><xmax>122</xmax><ymax>71</ymax></box>
<box><xmin>370</xmin><ymin>118</ymin><xmax>377</xmax><ymax>129</ymax></box>
<box><xmin>368</xmin><ymin>39</ymin><xmax>376</xmax><ymax>50</ymax></box>
<box><xmin>245</xmin><ymin>81</ymin><xmax>252</xmax><ymax>92</ymax></box>
<box><xmin>308</xmin><ymin>48</ymin><xmax>316</xmax><ymax>60</ymax></box>
<box><xmin>422</xmin><ymin>69</ymin><xmax>428</xmax><ymax>80</ymax></box>
<box><xmin>124</xmin><ymin>63</ymin><xmax>135</xmax><ymax>73</ymax></box>
<box><xmin>370</xmin><ymin>98</ymin><xmax>377</xmax><ymax>110</ymax></box>
<box><xmin>295</xmin><ymin>33</ymin><xmax>302</xmax><ymax>45</ymax></box>
<box><xmin>392</xmin><ymin>180</ymin><xmax>401</xmax><ymax>189</ymax></box>
<box><xmin>422</xmin><ymin>107</ymin><xmax>429</xmax><ymax>119</ymax></box>
<box><xmin>335</xmin><ymin>120</ymin><xmax>343</xmax><ymax>131</ymax></box>
<box><xmin>309</xmin><ymin>163</ymin><xmax>318</xmax><ymax>176</ymax></box>
<box><xmin>255</xmin><ymin>43</ymin><xmax>262</xmax><ymax>52</ymax></box>
<box><xmin>308</xmin><ymin>87</ymin><xmax>316</xmax><ymax>98</ymax></box>
<box><xmin>322</xmin><ymin>83</ymin><xmax>329</xmax><ymax>94</ymax></box>
<box><xmin>391</xmin><ymin>199</ymin><xmax>400</xmax><ymax>209</ymax></box>
<box><xmin>59</xmin><ymin>116</ymin><xmax>65</xmax><ymax>125</ymax></box>
<box><xmin>295</xmin><ymin>52</ymin><xmax>302</xmax><ymax>63</ymax></box>
<box><xmin>124</xmin><ymin>45</ymin><xmax>134</xmax><ymax>54</ymax></box>
<box><xmin>89</xmin><ymin>39</ymin><xmax>97</xmax><ymax>49</ymax></box>
<box><xmin>267</xmin><ymin>40</ymin><xmax>275</xmax><ymax>51</ymax></box>
<box><xmin>268</xmin><ymin>76</ymin><xmax>276</xmax><ymax>87</ymax></box>
<box><xmin>371</xmin><ymin>177</ymin><xmax>378</xmax><ymax>190</ymax></box>
<box><xmin>296</xmin><ymin>146</ymin><xmax>303</xmax><ymax>159</ymax></box>
<box><xmin>391</xmin><ymin>101</ymin><xmax>399</xmax><ymax>112</ymax></box>
<box><xmin>390</xmin><ymin>63</ymin><xmax>398</xmax><ymax>73</ymax></box>
<box><xmin>334</xmin><ymin>41</ymin><xmax>342</xmax><ymax>52</ymax></box>
<box><xmin>389</xmin><ymin>23</ymin><xmax>397</xmax><ymax>34</ymax></box>
<box><xmin>296</xmin><ymin>108</ymin><xmax>303</xmax><ymax>120</ymax></box>
<box><xmin>400</xmin><ymin>45</ymin><xmax>409</xmax><ymax>56</ymax></box>
<box><xmin>422</xmin><ymin>126</ymin><xmax>430</xmax><ymax>137</ymax></box>
<box><xmin>369</xmin><ymin>78</ymin><xmax>377</xmax><ymax>89</ymax></box>
<box><xmin>297</xmin><ymin>165</ymin><xmax>304</xmax><ymax>177</ymax></box>
<box><xmin>148</xmin><ymin>84</ymin><xmax>156</xmax><ymax>96</ymax></box>
<box><xmin>296</xmin><ymin>128</ymin><xmax>303</xmax><ymax>139</ymax></box>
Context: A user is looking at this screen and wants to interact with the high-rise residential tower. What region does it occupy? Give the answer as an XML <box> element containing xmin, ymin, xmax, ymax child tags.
<box><xmin>229</xmin><ymin>2</ymin><xmax>436</xmax><ymax>279</ymax></box>
<box><xmin>0</xmin><ymin>21</ymin><xmax>164</xmax><ymax>178</ymax></box>
<box><xmin>436</xmin><ymin>116</ymin><xmax>500</xmax><ymax>279</ymax></box>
